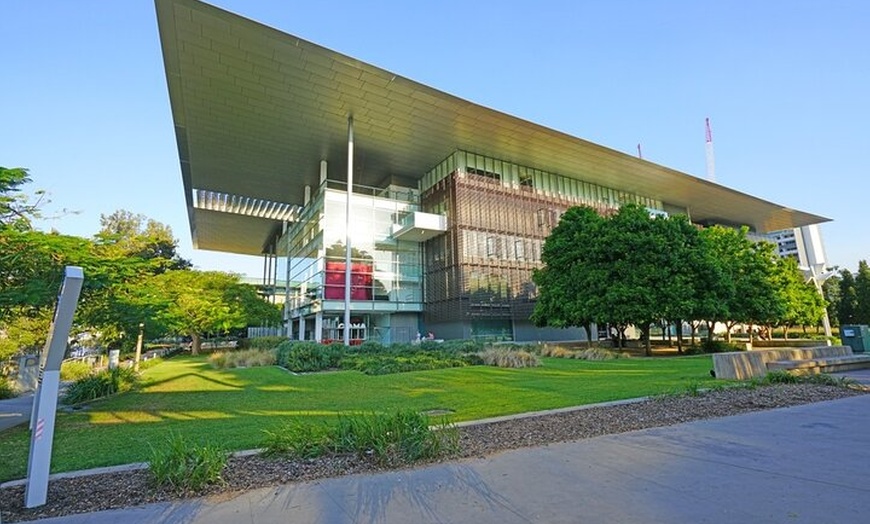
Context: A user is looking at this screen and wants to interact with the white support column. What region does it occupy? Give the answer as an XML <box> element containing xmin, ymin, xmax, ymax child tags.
<box><xmin>299</xmin><ymin>315</ymin><xmax>306</xmax><ymax>341</ymax></box>
<box><xmin>314</xmin><ymin>312</ymin><xmax>323</xmax><ymax>343</ymax></box>
<box><xmin>343</xmin><ymin>115</ymin><xmax>354</xmax><ymax>346</ymax></box>
<box><xmin>320</xmin><ymin>160</ymin><xmax>328</xmax><ymax>185</ymax></box>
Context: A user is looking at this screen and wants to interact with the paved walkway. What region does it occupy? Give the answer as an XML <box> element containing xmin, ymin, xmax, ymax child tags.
<box><xmin>0</xmin><ymin>393</ymin><xmax>32</xmax><ymax>432</ymax></box>
<box><xmin>18</xmin><ymin>391</ymin><xmax>870</xmax><ymax>524</ymax></box>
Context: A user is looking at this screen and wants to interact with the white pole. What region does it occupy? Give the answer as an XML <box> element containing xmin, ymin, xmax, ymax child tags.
<box><xmin>344</xmin><ymin>115</ymin><xmax>354</xmax><ymax>346</ymax></box>
<box><xmin>26</xmin><ymin>266</ymin><xmax>84</xmax><ymax>508</ymax></box>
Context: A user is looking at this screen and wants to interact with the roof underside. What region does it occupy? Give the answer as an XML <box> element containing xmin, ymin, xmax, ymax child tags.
<box><xmin>156</xmin><ymin>0</ymin><xmax>829</xmax><ymax>256</ymax></box>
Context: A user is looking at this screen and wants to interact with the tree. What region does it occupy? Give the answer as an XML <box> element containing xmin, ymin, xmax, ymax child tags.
<box><xmin>838</xmin><ymin>269</ymin><xmax>858</xmax><ymax>326</ymax></box>
<box><xmin>141</xmin><ymin>270</ymin><xmax>281</xmax><ymax>354</ymax></box>
<box><xmin>96</xmin><ymin>210</ymin><xmax>191</xmax><ymax>272</ymax></box>
<box><xmin>531</xmin><ymin>206</ymin><xmax>605</xmax><ymax>345</ymax></box>
<box><xmin>822</xmin><ymin>274</ymin><xmax>841</xmax><ymax>328</ymax></box>
<box><xmin>855</xmin><ymin>260</ymin><xmax>870</xmax><ymax>325</ymax></box>
<box><xmin>533</xmin><ymin>204</ymin><xmax>701</xmax><ymax>354</ymax></box>
<box><xmin>772</xmin><ymin>256</ymin><xmax>826</xmax><ymax>339</ymax></box>
<box><xmin>0</xmin><ymin>166</ymin><xmax>43</xmax><ymax>230</ymax></box>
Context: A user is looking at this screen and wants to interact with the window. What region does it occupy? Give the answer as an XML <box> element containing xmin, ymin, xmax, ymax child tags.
<box><xmin>486</xmin><ymin>236</ymin><xmax>499</xmax><ymax>258</ymax></box>
<box><xmin>467</xmin><ymin>166</ymin><xmax>501</xmax><ymax>182</ymax></box>
<box><xmin>515</xmin><ymin>239</ymin><xmax>526</xmax><ymax>261</ymax></box>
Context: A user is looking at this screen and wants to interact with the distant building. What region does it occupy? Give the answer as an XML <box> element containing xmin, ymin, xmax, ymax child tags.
<box><xmin>767</xmin><ymin>225</ymin><xmax>828</xmax><ymax>270</ymax></box>
<box><xmin>156</xmin><ymin>0</ymin><xmax>830</xmax><ymax>343</ymax></box>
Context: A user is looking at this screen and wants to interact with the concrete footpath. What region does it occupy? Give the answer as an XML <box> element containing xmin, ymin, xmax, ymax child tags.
<box><xmin>0</xmin><ymin>393</ymin><xmax>32</xmax><ymax>432</ymax></box>
<box><xmin>19</xmin><ymin>392</ymin><xmax>870</xmax><ymax>524</ymax></box>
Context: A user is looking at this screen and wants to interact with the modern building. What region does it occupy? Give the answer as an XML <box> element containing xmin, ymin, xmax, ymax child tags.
<box><xmin>155</xmin><ymin>0</ymin><xmax>829</xmax><ymax>344</ymax></box>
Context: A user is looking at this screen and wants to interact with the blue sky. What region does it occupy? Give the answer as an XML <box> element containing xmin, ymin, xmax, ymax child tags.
<box><xmin>3</xmin><ymin>0</ymin><xmax>868</xmax><ymax>275</ymax></box>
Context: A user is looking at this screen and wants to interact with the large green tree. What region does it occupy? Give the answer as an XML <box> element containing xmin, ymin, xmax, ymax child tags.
<box><xmin>531</xmin><ymin>206</ymin><xmax>605</xmax><ymax>344</ymax></box>
<box><xmin>773</xmin><ymin>256</ymin><xmax>826</xmax><ymax>339</ymax></box>
<box><xmin>0</xmin><ymin>166</ymin><xmax>42</xmax><ymax>230</ymax></box>
<box><xmin>96</xmin><ymin>210</ymin><xmax>191</xmax><ymax>272</ymax></box>
<box><xmin>838</xmin><ymin>269</ymin><xmax>859</xmax><ymax>326</ymax></box>
<box><xmin>822</xmin><ymin>274</ymin><xmax>841</xmax><ymax>328</ymax></box>
<box><xmin>855</xmin><ymin>261</ymin><xmax>870</xmax><ymax>325</ymax></box>
<box><xmin>140</xmin><ymin>270</ymin><xmax>281</xmax><ymax>354</ymax></box>
<box><xmin>533</xmin><ymin>204</ymin><xmax>702</xmax><ymax>353</ymax></box>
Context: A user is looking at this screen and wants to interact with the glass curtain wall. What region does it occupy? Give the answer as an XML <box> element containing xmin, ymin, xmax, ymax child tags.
<box><xmin>422</xmin><ymin>150</ymin><xmax>665</xmax><ymax>212</ymax></box>
<box><xmin>283</xmin><ymin>180</ymin><xmax>425</xmax><ymax>343</ymax></box>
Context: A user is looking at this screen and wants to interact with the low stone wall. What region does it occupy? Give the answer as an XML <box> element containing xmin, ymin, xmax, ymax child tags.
<box><xmin>712</xmin><ymin>346</ymin><xmax>853</xmax><ymax>380</ymax></box>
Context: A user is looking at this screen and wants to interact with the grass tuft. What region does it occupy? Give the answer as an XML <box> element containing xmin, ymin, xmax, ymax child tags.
<box><xmin>209</xmin><ymin>348</ymin><xmax>277</xmax><ymax>369</ymax></box>
<box><xmin>262</xmin><ymin>410</ymin><xmax>458</xmax><ymax>466</ymax></box>
<box><xmin>62</xmin><ymin>367</ymin><xmax>138</xmax><ymax>405</ymax></box>
<box><xmin>478</xmin><ymin>348</ymin><xmax>540</xmax><ymax>368</ymax></box>
<box><xmin>149</xmin><ymin>433</ymin><xmax>227</xmax><ymax>494</ymax></box>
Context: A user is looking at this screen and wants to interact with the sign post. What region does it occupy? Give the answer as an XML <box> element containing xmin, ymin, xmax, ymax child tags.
<box><xmin>25</xmin><ymin>266</ymin><xmax>84</xmax><ymax>508</ymax></box>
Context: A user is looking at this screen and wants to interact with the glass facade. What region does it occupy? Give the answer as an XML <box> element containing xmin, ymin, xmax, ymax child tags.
<box><xmin>284</xmin><ymin>150</ymin><xmax>672</xmax><ymax>343</ymax></box>
<box><xmin>421</xmin><ymin>150</ymin><xmax>666</xmax><ymax>341</ymax></box>
<box><xmin>422</xmin><ymin>151</ymin><xmax>664</xmax><ymax>212</ymax></box>
<box><xmin>282</xmin><ymin>180</ymin><xmax>425</xmax><ymax>344</ymax></box>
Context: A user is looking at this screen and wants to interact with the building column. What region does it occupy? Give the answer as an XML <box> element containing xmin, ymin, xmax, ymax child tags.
<box><xmin>298</xmin><ymin>315</ymin><xmax>306</xmax><ymax>341</ymax></box>
<box><xmin>314</xmin><ymin>312</ymin><xmax>323</xmax><ymax>342</ymax></box>
<box><xmin>343</xmin><ymin>115</ymin><xmax>354</xmax><ymax>346</ymax></box>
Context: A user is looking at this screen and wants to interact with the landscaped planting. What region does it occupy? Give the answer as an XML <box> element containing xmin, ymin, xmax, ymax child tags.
<box><xmin>148</xmin><ymin>433</ymin><xmax>228</xmax><ymax>494</ymax></box>
<box><xmin>263</xmin><ymin>410</ymin><xmax>457</xmax><ymax>465</ymax></box>
<box><xmin>208</xmin><ymin>348</ymin><xmax>276</xmax><ymax>369</ymax></box>
<box><xmin>0</xmin><ymin>353</ymin><xmax>718</xmax><ymax>482</ymax></box>
<box><xmin>62</xmin><ymin>367</ymin><xmax>138</xmax><ymax>405</ymax></box>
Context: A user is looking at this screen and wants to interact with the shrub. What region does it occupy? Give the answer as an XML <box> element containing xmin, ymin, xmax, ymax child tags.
<box><xmin>208</xmin><ymin>348</ymin><xmax>276</xmax><ymax>369</ymax></box>
<box><xmin>762</xmin><ymin>370</ymin><xmax>801</xmax><ymax>384</ymax></box>
<box><xmin>478</xmin><ymin>348</ymin><xmax>540</xmax><ymax>368</ymax></box>
<box><xmin>276</xmin><ymin>341</ymin><xmax>344</xmax><ymax>372</ymax></box>
<box><xmin>0</xmin><ymin>378</ymin><xmax>17</xmax><ymax>400</ymax></box>
<box><xmin>761</xmin><ymin>371</ymin><xmax>857</xmax><ymax>388</ymax></box>
<box><xmin>60</xmin><ymin>360</ymin><xmax>93</xmax><ymax>381</ymax></box>
<box><xmin>149</xmin><ymin>433</ymin><xmax>227</xmax><ymax>494</ymax></box>
<box><xmin>263</xmin><ymin>411</ymin><xmax>458</xmax><ymax>466</ymax></box>
<box><xmin>687</xmin><ymin>339</ymin><xmax>746</xmax><ymax>354</ymax></box>
<box><xmin>63</xmin><ymin>367</ymin><xmax>138</xmax><ymax>405</ymax></box>
<box><xmin>262</xmin><ymin>419</ymin><xmax>334</xmax><ymax>458</ymax></box>
<box><xmin>343</xmin><ymin>353</ymin><xmax>471</xmax><ymax>375</ymax></box>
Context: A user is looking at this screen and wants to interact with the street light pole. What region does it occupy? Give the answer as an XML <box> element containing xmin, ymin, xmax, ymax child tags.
<box><xmin>134</xmin><ymin>323</ymin><xmax>144</xmax><ymax>372</ymax></box>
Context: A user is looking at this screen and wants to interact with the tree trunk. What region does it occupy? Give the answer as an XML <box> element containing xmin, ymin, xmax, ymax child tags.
<box><xmin>191</xmin><ymin>332</ymin><xmax>201</xmax><ymax>355</ymax></box>
<box><xmin>676</xmin><ymin>320</ymin><xmax>684</xmax><ymax>354</ymax></box>
<box><xmin>690</xmin><ymin>322</ymin><xmax>697</xmax><ymax>345</ymax></box>
<box><xmin>643</xmin><ymin>324</ymin><xmax>651</xmax><ymax>356</ymax></box>
<box><xmin>585</xmin><ymin>323</ymin><xmax>593</xmax><ymax>349</ymax></box>
<box><xmin>784</xmin><ymin>325</ymin><xmax>790</xmax><ymax>340</ymax></box>
<box><xmin>705</xmin><ymin>321</ymin><xmax>716</xmax><ymax>343</ymax></box>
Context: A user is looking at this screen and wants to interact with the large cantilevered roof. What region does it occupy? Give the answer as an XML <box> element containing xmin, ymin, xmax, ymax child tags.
<box><xmin>155</xmin><ymin>0</ymin><xmax>829</xmax><ymax>256</ymax></box>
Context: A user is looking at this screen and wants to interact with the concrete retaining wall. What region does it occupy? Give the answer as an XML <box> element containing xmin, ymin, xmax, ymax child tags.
<box><xmin>712</xmin><ymin>346</ymin><xmax>853</xmax><ymax>380</ymax></box>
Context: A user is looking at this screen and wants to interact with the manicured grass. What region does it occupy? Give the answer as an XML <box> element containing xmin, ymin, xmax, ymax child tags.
<box><xmin>0</xmin><ymin>354</ymin><xmax>715</xmax><ymax>482</ymax></box>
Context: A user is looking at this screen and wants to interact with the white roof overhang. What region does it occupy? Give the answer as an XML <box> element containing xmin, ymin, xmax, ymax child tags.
<box><xmin>156</xmin><ymin>0</ymin><xmax>829</xmax><ymax>255</ymax></box>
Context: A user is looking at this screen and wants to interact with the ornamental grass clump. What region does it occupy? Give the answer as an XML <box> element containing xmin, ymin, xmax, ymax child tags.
<box><xmin>478</xmin><ymin>348</ymin><xmax>540</xmax><ymax>368</ymax></box>
<box><xmin>63</xmin><ymin>367</ymin><xmax>138</xmax><ymax>405</ymax></box>
<box><xmin>574</xmin><ymin>347</ymin><xmax>625</xmax><ymax>361</ymax></box>
<box><xmin>208</xmin><ymin>348</ymin><xmax>276</xmax><ymax>369</ymax></box>
<box><xmin>149</xmin><ymin>433</ymin><xmax>227</xmax><ymax>494</ymax></box>
<box><xmin>262</xmin><ymin>410</ymin><xmax>458</xmax><ymax>466</ymax></box>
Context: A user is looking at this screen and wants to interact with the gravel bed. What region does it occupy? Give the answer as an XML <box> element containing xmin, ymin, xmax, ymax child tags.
<box><xmin>1</xmin><ymin>383</ymin><xmax>865</xmax><ymax>523</ymax></box>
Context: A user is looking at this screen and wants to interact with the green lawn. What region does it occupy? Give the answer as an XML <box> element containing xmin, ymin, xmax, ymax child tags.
<box><xmin>0</xmin><ymin>354</ymin><xmax>714</xmax><ymax>482</ymax></box>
